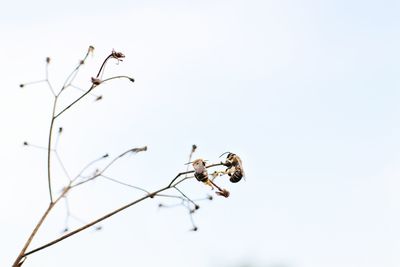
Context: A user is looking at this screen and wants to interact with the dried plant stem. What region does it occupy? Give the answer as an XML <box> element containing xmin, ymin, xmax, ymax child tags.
<box><xmin>23</xmin><ymin>186</ymin><xmax>168</xmax><ymax>258</ymax></box>
<box><xmin>47</xmin><ymin>98</ymin><xmax>58</xmax><ymax>203</ymax></box>
<box><xmin>54</xmin><ymin>85</ymin><xmax>95</xmax><ymax>119</ymax></box>
<box><xmin>14</xmin><ymin>51</ymin><xmax>135</xmax><ymax>267</ymax></box>
<box><xmin>60</xmin><ymin>47</ymin><xmax>92</xmax><ymax>92</ymax></box>
<box><xmin>15</xmin><ymin>49</ymin><xmax>229</xmax><ymax>267</ymax></box>
<box><xmin>12</xmin><ymin>190</ymin><xmax>67</xmax><ymax>267</ymax></box>
<box><xmin>12</xmin><ymin>162</ymin><xmax>222</xmax><ymax>266</ymax></box>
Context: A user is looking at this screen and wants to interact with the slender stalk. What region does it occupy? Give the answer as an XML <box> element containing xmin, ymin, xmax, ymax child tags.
<box><xmin>23</xmin><ymin>186</ymin><xmax>169</xmax><ymax>257</ymax></box>
<box><xmin>54</xmin><ymin>85</ymin><xmax>95</xmax><ymax>119</ymax></box>
<box><xmin>59</xmin><ymin>47</ymin><xmax>93</xmax><ymax>93</ymax></box>
<box><xmin>12</xmin><ymin>190</ymin><xmax>68</xmax><ymax>267</ymax></box>
<box><xmin>95</xmin><ymin>55</ymin><xmax>112</xmax><ymax>78</ymax></box>
<box><xmin>15</xmin><ymin>49</ymin><xmax>227</xmax><ymax>267</ymax></box>
<box><xmin>47</xmin><ymin>97</ymin><xmax>58</xmax><ymax>203</ymax></box>
<box><xmin>17</xmin><ymin>163</ymin><xmax>223</xmax><ymax>261</ymax></box>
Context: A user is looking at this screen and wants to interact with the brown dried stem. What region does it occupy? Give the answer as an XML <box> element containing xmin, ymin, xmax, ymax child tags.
<box><xmin>13</xmin><ymin>49</ymin><xmax>135</xmax><ymax>267</ymax></box>
<box><xmin>20</xmin><ymin>162</ymin><xmax>223</xmax><ymax>260</ymax></box>
<box><xmin>13</xmin><ymin>48</ymin><xmax>228</xmax><ymax>267</ymax></box>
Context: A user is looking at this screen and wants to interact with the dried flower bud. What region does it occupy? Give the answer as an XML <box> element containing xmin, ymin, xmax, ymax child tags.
<box><xmin>92</xmin><ymin>168</ymin><xmax>100</xmax><ymax>176</ymax></box>
<box><xmin>91</xmin><ymin>77</ymin><xmax>102</xmax><ymax>86</ymax></box>
<box><xmin>216</xmin><ymin>189</ymin><xmax>230</xmax><ymax>198</ymax></box>
<box><xmin>130</xmin><ymin>146</ymin><xmax>147</xmax><ymax>153</ymax></box>
<box><xmin>111</xmin><ymin>50</ymin><xmax>125</xmax><ymax>59</ymax></box>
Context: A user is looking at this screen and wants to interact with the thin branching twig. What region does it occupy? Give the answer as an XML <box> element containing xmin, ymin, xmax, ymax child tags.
<box><xmin>13</xmin><ymin>47</ymin><xmax>236</xmax><ymax>267</ymax></box>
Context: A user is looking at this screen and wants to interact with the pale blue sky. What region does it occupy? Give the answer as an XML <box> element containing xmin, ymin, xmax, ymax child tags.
<box><xmin>1</xmin><ymin>1</ymin><xmax>400</xmax><ymax>267</ymax></box>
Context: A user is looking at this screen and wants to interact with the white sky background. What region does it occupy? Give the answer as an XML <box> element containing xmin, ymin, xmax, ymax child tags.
<box><xmin>1</xmin><ymin>0</ymin><xmax>400</xmax><ymax>266</ymax></box>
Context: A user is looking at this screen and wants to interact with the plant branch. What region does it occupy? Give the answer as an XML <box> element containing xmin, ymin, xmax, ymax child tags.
<box><xmin>54</xmin><ymin>84</ymin><xmax>95</xmax><ymax>119</ymax></box>
<box><xmin>19</xmin><ymin>160</ymin><xmax>223</xmax><ymax>260</ymax></box>
<box><xmin>23</xmin><ymin>186</ymin><xmax>169</xmax><ymax>258</ymax></box>
<box><xmin>59</xmin><ymin>46</ymin><xmax>93</xmax><ymax>94</ymax></box>
<box><xmin>12</xmin><ymin>190</ymin><xmax>68</xmax><ymax>267</ymax></box>
<box><xmin>47</xmin><ymin>98</ymin><xmax>58</xmax><ymax>203</ymax></box>
<box><xmin>71</xmin><ymin>147</ymin><xmax>146</xmax><ymax>188</ymax></box>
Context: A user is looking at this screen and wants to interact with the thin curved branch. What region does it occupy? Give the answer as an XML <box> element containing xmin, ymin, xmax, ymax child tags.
<box><xmin>54</xmin><ymin>84</ymin><xmax>95</xmax><ymax>119</ymax></box>
<box><xmin>59</xmin><ymin>46</ymin><xmax>93</xmax><ymax>94</ymax></box>
<box><xmin>100</xmin><ymin>174</ymin><xmax>150</xmax><ymax>194</ymax></box>
<box><xmin>72</xmin><ymin>154</ymin><xmax>109</xmax><ymax>183</ymax></box>
<box><xmin>47</xmin><ymin>98</ymin><xmax>58</xmax><ymax>203</ymax></box>
<box><xmin>71</xmin><ymin>146</ymin><xmax>146</xmax><ymax>188</ymax></box>
<box><xmin>23</xmin><ymin>186</ymin><xmax>169</xmax><ymax>258</ymax></box>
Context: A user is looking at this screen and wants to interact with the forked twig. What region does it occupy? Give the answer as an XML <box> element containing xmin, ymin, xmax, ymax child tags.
<box><xmin>13</xmin><ymin>47</ymin><xmax>235</xmax><ymax>267</ymax></box>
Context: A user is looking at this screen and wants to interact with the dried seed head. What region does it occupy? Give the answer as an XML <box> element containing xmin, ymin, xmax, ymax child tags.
<box><xmin>191</xmin><ymin>226</ymin><xmax>198</xmax><ymax>231</ymax></box>
<box><xmin>111</xmin><ymin>49</ymin><xmax>125</xmax><ymax>59</ymax></box>
<box><xmin>102</xmin><ymin>153</ymin><xmax>109</xmax><ymax>158</ymax></box>
<box><xmin>195</xmin><ymin>204</ymin><xmax>200</xmax><ymax>210</ymax></box>
<box><xmin>129</xmin><ymin>77</ymin><xmax>135</xmax><ymax>83</ymax></box>
<box><xmin>88</xmin><ymin>45</ymin><xmax>95</xmax><ymax>53</ymax></box>
<box><xmin>58</xmin><ymin>127</ymin><xmax>63</xmax><ymax>133</ymax></box>
<box><xmin>19</xmin><ymin>84</ymin><xmax>24</xmax><ymax>88</ymax></box>
<box><xmin>95</xmin><ymin>95</ymin><xmax>103</xmax><ymax>101</ymax></box>
<box><xmin>91</xmin><ymin>77</ymin><xmax>102</xmax><ymax>86</ymax></box>
<box><xmin>191</xmin><ymin>144</ymin><xmax>197</xmax><ymax>153</ymax></box>
<box><xmin>23</xmin><ymin>141</ymin><xmax>28</xmax><ymax>146</ymax></box>
<box><xmin>216</xmin><ymin>189</ymin><xmax>230</xmax><ymax>198</ymax></box>
<box><xmin>46</xmin><ymin>57</ymin><xmax>51</xmax><ymax>64</ymax></box>
<box><xmin>130</xmin><ymin>146</ymin><xmax>147</xmax><ymax>153</ymax></box>
<box><xmin>207</xmin><ymin>195</ymin><xmax>213</xmax><ymax>200</ymax></box>
<box><xmin>95</xmin><ymin>226</ymin><xmax>102</xmax><ymax>231</ymax></box>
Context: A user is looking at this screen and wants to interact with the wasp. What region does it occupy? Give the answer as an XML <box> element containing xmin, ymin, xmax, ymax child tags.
<box><xmin>189</xmin><ymin>159</ymin><xmax>230</xmax><ymax>197</ymax></box>
<box><xmin>220</xmin><ymin>152</ymin><xmax>245</xmax><ymax>183</ymax></box>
